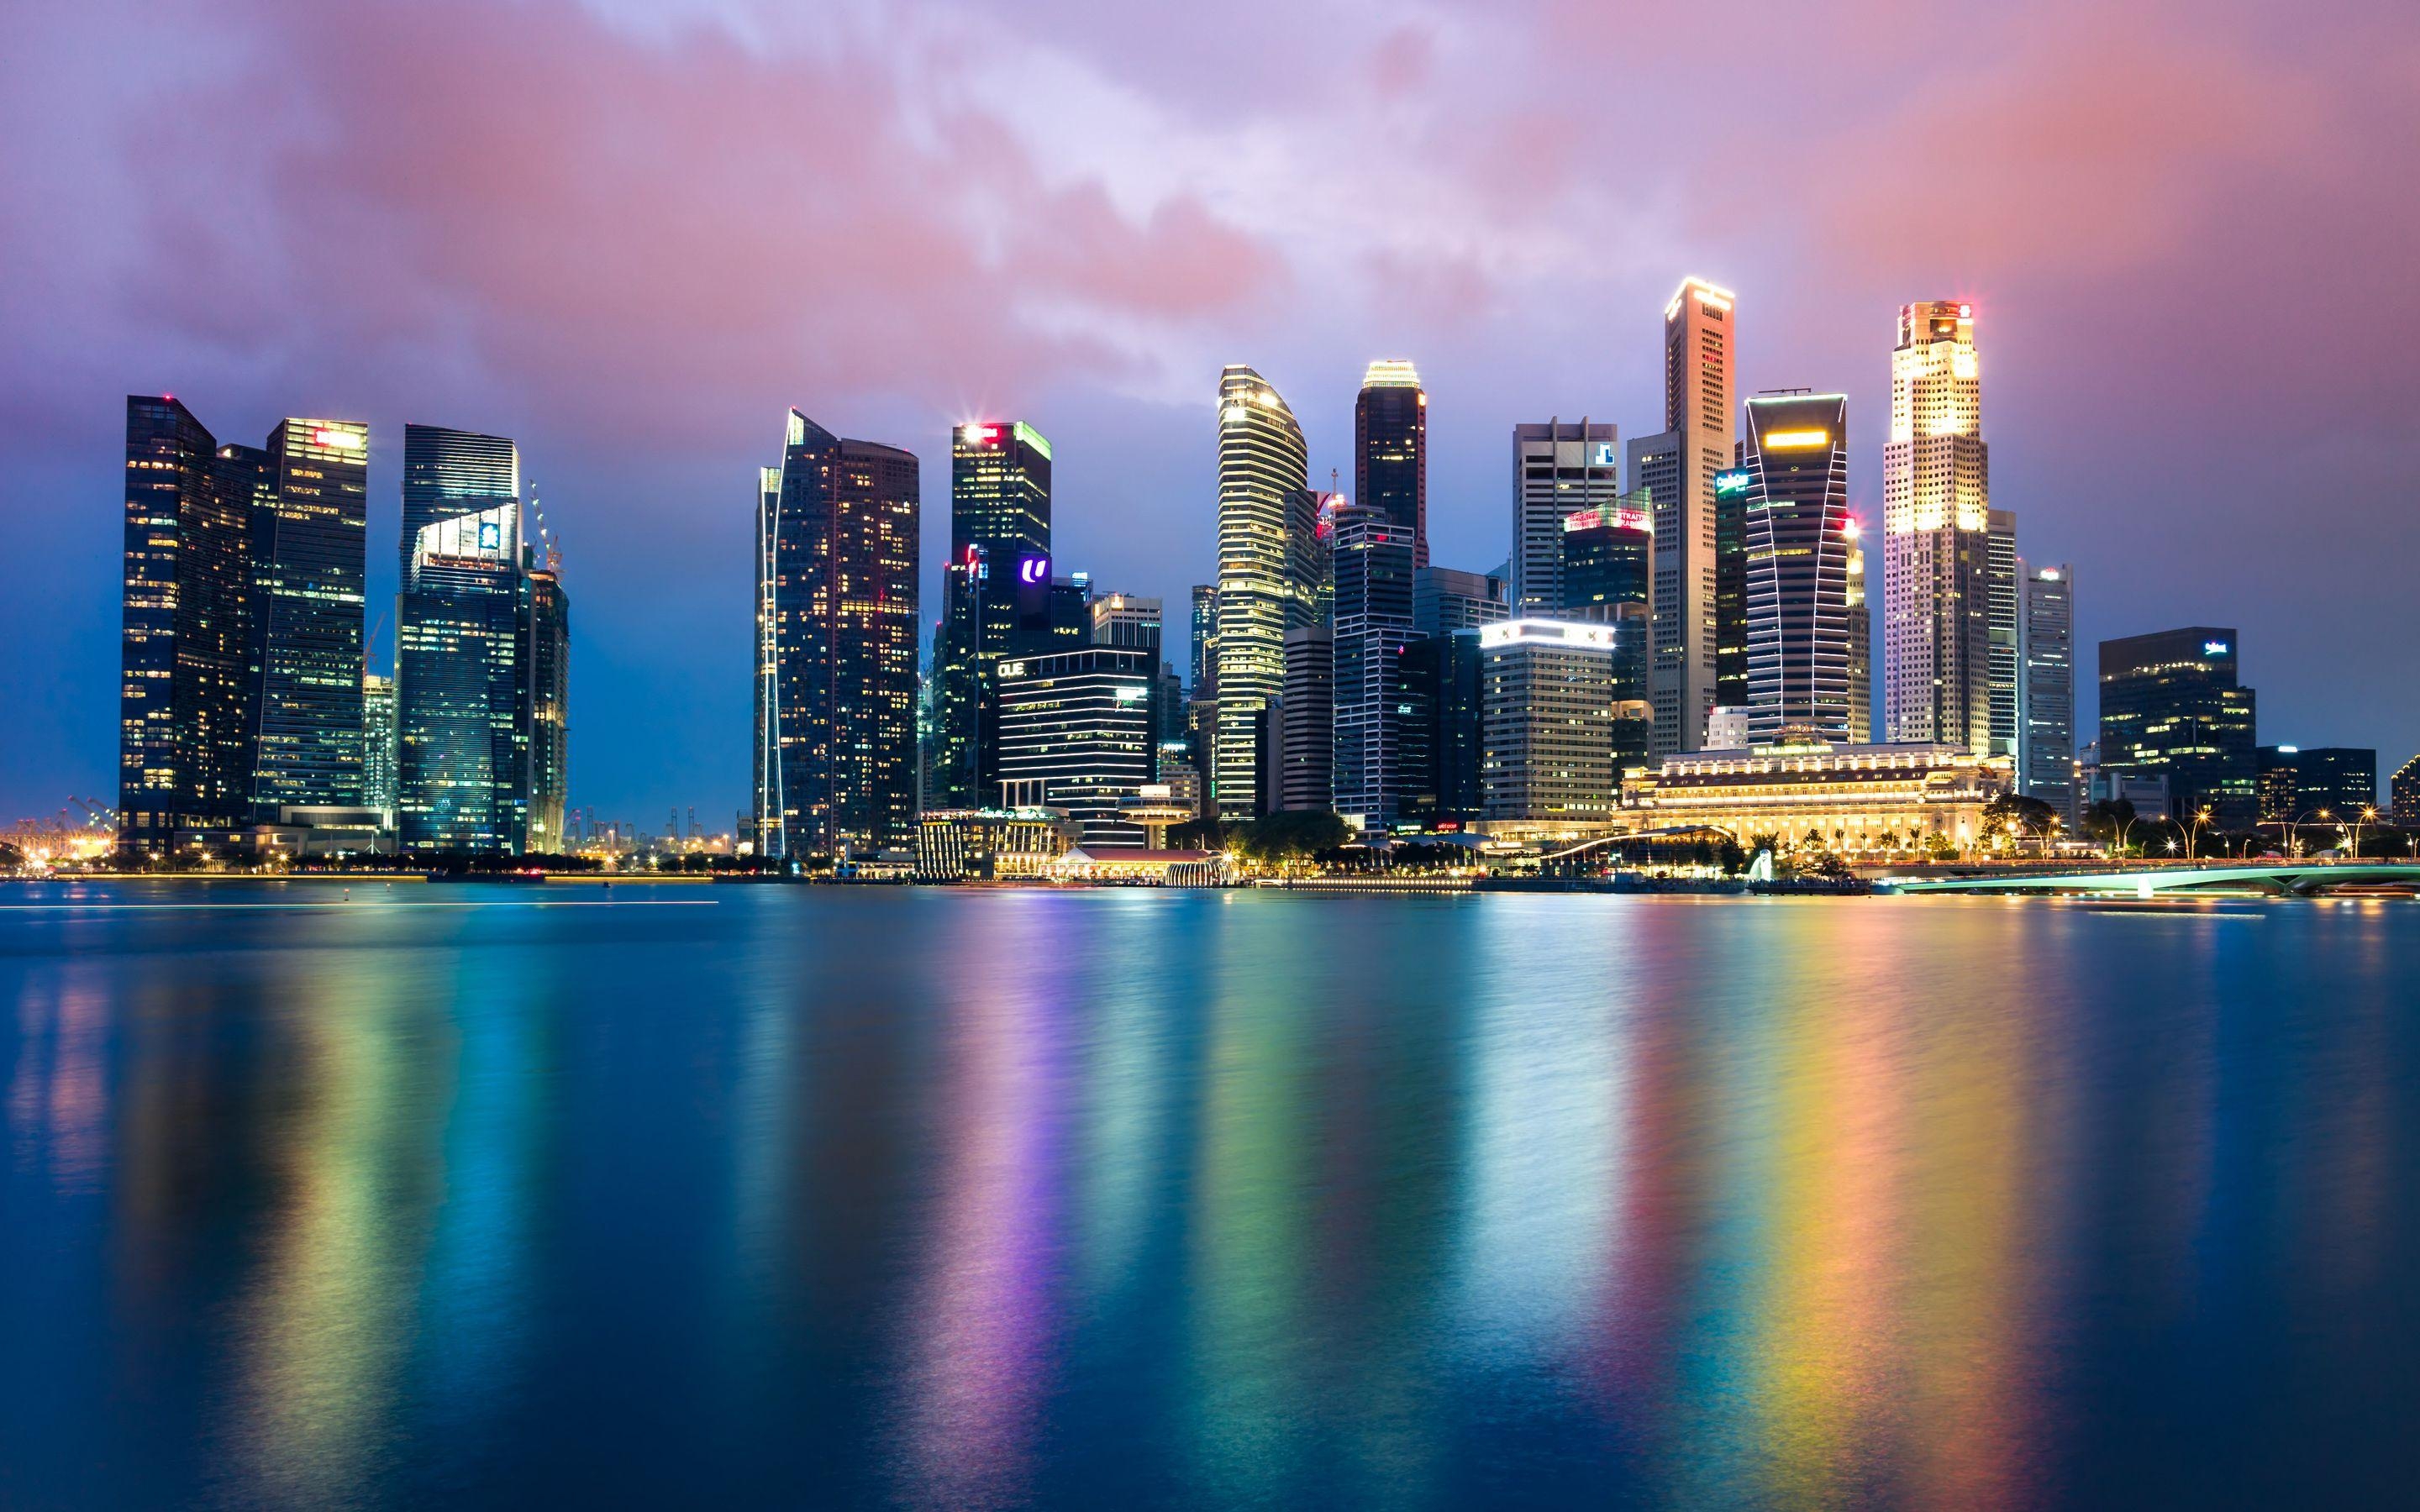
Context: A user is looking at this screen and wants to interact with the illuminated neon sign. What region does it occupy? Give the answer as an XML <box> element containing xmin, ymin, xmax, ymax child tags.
<box><xmin>1018</xmin><ymin>554</ymin><xmax>1049</xmax><ymax>585</ymax></box>
<box><xmin>1760</xmin><ymin>428</ymin><xmax>1830</xmax><ymax>449</ymax></box>
<box><xmin>1714</xmin><ymin>469</ymin><xmax>1753</xmax><ymax>496</ymax></box>
<box><xmin>312</xmin><ymin>427</ymin><xmax>365</xmax><ymax>451</ymax></box>
<box><xmin>2202</xmin><ymin>640</ymin><xmax>2228</xmax><ymax>656</ymax></box>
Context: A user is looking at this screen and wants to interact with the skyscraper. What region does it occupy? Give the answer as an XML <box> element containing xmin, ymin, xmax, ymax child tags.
<box><xmin>2097</xmin><ymin>627</ymin><xmax>2257</xmax><ymax>827</ymax></box>
<box><xmin>1511</xmin><ymin>420</ymin><xmax>1618</xmax><ymax>617</ymax></box>
<box><xmin>1415</xmin><ymin>564</ymin><xmax>1509</xmax><ymax>637</ymax></box>
<box><xmin>249</xmin><ymin>417</ymin><xmax>370</xmax><ymax>820</ymax></box>
<box><xmin>1987</xmin><ymin>508</ymin><xmax>2020</xmax><ymax>760</ymax></box>
<box><xmin>398</xmin><ymin>501</ymin><xmax>527</xmax><ymax>851</ymax></box>
<box><xmin>754</xmin><ymin>409</ymin><xmax>920</xmax><ymax>859</ymax></box>
<box><xmin>1090</xmin><ymin>592</ymin><xmax>1161</xmax><ymax>652</ymax></box>
<box><xmin>1189</xmin><ymin>584</ymin><xmax>1218</xmax><ymax>694</ymax></box>
<box><xmin>933</xmin><ymin>420</ymin><xmax>1052</xmax><ymax>808</ymax></box>
<box><xmin>2018</xmin><ymin>564</ymin><xmax>2075</xmax><ymax>822</ymax></box>
<box><xmin>399</xmin><ymin>424</ymin><xmax>517</xmax><ymax>579</ymax></box>
<box><xmin>1356</xmin><ymin>360</ymin><xmax>1427</xmax><ymax>566</ymax></box>
<box><xmin>1330</xmin><ymin>502</ymin><xmax>1418</xmax><ymax>832</ymax></box>
<box><xmin>1883</xmin><ymin>300</ymin><xmax>1993</xmax><ymax>753</ymax></box>
<box><xmin>1558</xmin><ymin>500</ymin><xmax>1656</xmax><ymax>772</ymax></box>
<box><xmin>1481</xmin><ymin>620</ymin><xmax>1621</xmax><ymax>822</ymax></box>
<box><xmin>116</xmin><ymin>396</ymin><xmax>260</xmax><ymax>854</ymax></box>
<box><xmin>1279</xmin><ymin>626</ymin><xmax>1334</xmax><ymax>812</ymax></box>
<box><xmin>1740</xmin><ymin>393</ymin><xmax>1860</xmax><ymax>746</ymax></box>
<box><xmin>2256</xmin><ymin>747</ymin><xmax>2377</xmax><ymax>824</ymax></box>
<box><xmin>361</xmin><ymin>670</ymin><xmax>397</xmax><ymax>829</ymax></box>
<box><xmin>523</xmin><ymin>559</ymin><xmax>571</xmax><ymax>852</ymax></box>
<box><xmin>997</xmin><ymin>646</ymin><xmax>1153</xmax><ymax>848</ymax></box>
<box><xmin>1213</xmin><ymin>365</ymin><xmax>1313</xmax><ymax>817</ymax></box>
<box><xmin>1629</xmin><ymin>277</ymin><xmax>1736</xmax><ymax>756</ymax></box>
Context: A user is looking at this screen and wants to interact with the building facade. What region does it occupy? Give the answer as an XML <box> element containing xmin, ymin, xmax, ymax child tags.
<box><xmin>1629</xmin><ymin>278</ymin><xmax>1735</xmax><ymax>757</ymax></box>
<box><xmin>2391</xmin><ymin>753</ymin><xmax>2420</xmax><ymax>826</ymax></box>
<box><xmin>1414</xmin><ymin>564</ymin><xmax>1507</xmax><ymax>637</ymax></box>
<box><xmin>1512</xmin><ymin>419</ymin><xmax>1618</xmax><ymax>617</ymax></box>
<box><xmin>1623</xmin><ymin>740</ymin><xmax>2013</xmax><ymax>853</ymax></box>
<box><xmin>1480</xmin><ymin>619</ymin><xmax>1620</xmax><ymax>822</ymax></box>
<box><xmin>932</xmin><ymin>420</ymin><xmax>1053</xmax><ymax>809</ymax></box>
<box><xmin>2018</xmin><ymin>563</ymin><xmax>2076</xmax><ymax>822</ymax></box>
<box><xmin>1987</xmin><ymin>508</ymin><xmax>2020</xmax><ymax>759</ymax></box>
<box><xmin>1356</xmin><ymin>360</ymin><xmax>1428</xmax><ymax>566</ymax></box>
<box><xmin>249</xmin><ymin>418</ymin><xmax>371</xmax><ymax>821</ymax></box>
<box><xmin>1279</xmin><ymin>626</ymin><xmax>1334</xmax><ymax>812</ymax></box>
<box><xmin>1212</xmin><ymin>366</ymin><xmax>1314</xmax><ymax>817</ymax></box>
<box><xmin>1740</xmin><ymin>393</ymin><xmax>1860</xmax><ymax>746</ymax></box>
<box><xmin>997</xmin><ymin>647</ymin><xmax>1155</xmax><ymax>848</ymax></box>
<box><xmin>523</xmin><ymin>563</ymin><xmax>571</xmax><ymax>851</ymax></box>
<box><xmin>914</xmin><ymin>806</ymin><xmax>1080</xmax><ymax>881</ymax></box>
<box><xmin>1883</xmin><ymin>301</ymin><xmax>1992</xmax><ymax>753</ymax></box>
<box><xmin>361</xmin><ymin>671</ymin><xmax>397</xmax><ymax>830</ymax></box>
<box><xmin>398</xmin><ymin>502</ymin><xmax>528</xmax><ymax>851</ymax></box>
<box><xmin>2096</xmin><ymin>627</ymin><xmax>2258</xmax><ymax>827</ymax></box>
<box><xmin>1330</xmin><ymin>502</ymin><xmax>1418</xmax><ymax>832</ymax></box>
<box><xmin>2256</xmin><ymin>747</ymin><xmax>2377</xmax><ymax>823</ymax></box>
<box><xmin>754</xmin><ymin>409</ymin><xmax>920</xmax><ymax>859</ymax></box>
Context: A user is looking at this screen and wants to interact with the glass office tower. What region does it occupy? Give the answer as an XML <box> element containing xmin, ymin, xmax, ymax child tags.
<box><xmin>398</xmin><ymin>504</ymin><xmax>528</xmax><ymax>851</ymax></box>
<box><xmin>249</xmin><ymin>417</ymin><xmax>370</xmax><ymax>821</ymax></box>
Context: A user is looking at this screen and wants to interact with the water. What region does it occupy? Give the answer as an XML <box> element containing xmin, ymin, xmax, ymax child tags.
<box><xmin>3</xmin><ymin>881</ymin><xmax>2415</xmax><ymax>1509</ymax></box>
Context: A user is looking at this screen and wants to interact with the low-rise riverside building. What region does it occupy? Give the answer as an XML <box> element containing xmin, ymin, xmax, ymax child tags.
<box><xmin>1043</xmin><ymin>847</ymin><xmax>1234</xmax><ymax>885</ymax></box>
<box><xmin>1622</xmin><ymin>739</ymin><xmax>2013</xmax><ymax>853</ymax></box>
<box><xmin>915</xmin><ymin>807</ymin><xmax>1080</xmax><ymax>881</ymax></box>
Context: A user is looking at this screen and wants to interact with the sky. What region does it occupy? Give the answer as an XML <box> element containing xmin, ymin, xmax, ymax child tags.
<box><xmin>5</xmin><ymin>0</ymin><xmax>2417</xmax><ymax>829</ymax></box>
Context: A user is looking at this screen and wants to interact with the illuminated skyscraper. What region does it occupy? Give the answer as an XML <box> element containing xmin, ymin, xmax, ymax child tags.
<box><xmin>1628</xmin><ymin>277</ymin><xmax>1736</xmax><ymax>756</ymax></box>
<box><xmin>1330</xmin><ymin>501</ymin><xmax>1418</xmax><ymax>832</ymax></box>
<box><xmin>523</xmin><ymin>561</ymin><xmax>571</xmax><ymax>851</ymax></box>
<box><xmin>933</xmin><ymin>420</ymin><xmax>1052</xmax><ymax>808</ymax></box>
<box><xmin>1883</xmin><ymin>300</ymin><xmax>1993</xmax><ymax>751</ymax></box>
<box><xmin>997</xmin><ymin>647</ymin><xmax>1154</xmax><ymax>848</ymax></box>
<box><xmin>1213</xmin><ymin>365</ymin><xmax>1313</xmax><ymax>816</ymax></box>
<box><xmin>753</xmin><ymin>409</ymin><xmax>920</xmax><ymax>859</ymax></box>
<box><xmin>1988</xmin><ymin>508</ymin><xmax>2019</xmax><ymax>759</ymax></box>
<box><xmin>1511</xmin><ymin>419</ymin><xmax>1618</xmax><ymax>617</ymax></box>
<box><xmin>2097</xmin><ymin>627</ymin><xmax>2257</xmax><ymax>827</ymax></box>
<box><xmin>400</xmin><ymin>424</ymin><xmax>517</xmax><ymax>579</ymax></box>
<box><xmin>398</xmin><ymin>501</ymin><xmax>526</xmax><ymax>851</ymax></box>
<box><xmin>116</xmin><ymin>396</ymin><xmax>261</xmax><ymax>853</ymax></box>
<box><xmin>249</xmin><ymin>417</ymin><xmax>370</xmax><ymax>820</ymax></box>
<box><xmin>361</xmin><ymin>670</ymin><xmax>397</xmax><ymax>829</ymax></box>
<box><xmin>1559</xmin><ymin>496</ymin><xmax>1656</xmax><ymax>772</ymax></box>
<box><xmin>1481</xmin><ymin>620</ymin><xmax>1622</xmax><ymax>822</ymax></box>
<box><xmin>1414</xmin><ymin>564</ymin><xmax>1508</xmax><ymax>636</ymax></box>
<box><xmin>2018</xmin><ymin>563</ymin><xmax>2075</xmax><ymax>822</ymax></box>
<box><xmin>1740</xmin><ymin>393</ymin><xmax>1860</xmax><ymax>746</ymax></box>
<box><xmin>1189</xmin><ymin>584</ymin><xmax>1218</xmax><ymax>694</ymax></box>
<box><xmin>1356</xmin><ymin>360</ymin><xmax>1427</xmax><ymax>566</ymax></box>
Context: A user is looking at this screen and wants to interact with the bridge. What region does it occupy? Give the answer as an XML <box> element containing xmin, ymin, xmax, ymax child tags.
<box><xmin>1881</xmin><ymin>863</ymin><xmax>2420</xmax><ymax>898</ymax></box>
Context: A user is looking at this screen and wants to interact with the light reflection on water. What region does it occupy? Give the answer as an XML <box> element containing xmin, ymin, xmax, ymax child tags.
<box><xmin>1</xmin><ymin>883</ymin><xmax>2415</xmax><ymax>1509</ymax></box>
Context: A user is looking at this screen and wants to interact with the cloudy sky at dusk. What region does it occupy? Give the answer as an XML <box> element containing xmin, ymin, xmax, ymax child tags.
<box><xmin>6</xmin><ymin>0</ymin><xmax>2417</xmax><ymax>825</ymax></box>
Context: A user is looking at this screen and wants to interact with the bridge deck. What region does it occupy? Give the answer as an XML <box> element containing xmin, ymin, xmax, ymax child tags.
<box><xmin>1885</xmin><ymin>864</ymin><xmax>2420</xmax><ymax>896</ymax></box>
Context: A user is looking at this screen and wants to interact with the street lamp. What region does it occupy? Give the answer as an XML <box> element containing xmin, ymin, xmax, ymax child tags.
<box><xmin>2353</xmin><ymin>805</ymin><xmax>2379</xmax><ymax>859</ymax></box>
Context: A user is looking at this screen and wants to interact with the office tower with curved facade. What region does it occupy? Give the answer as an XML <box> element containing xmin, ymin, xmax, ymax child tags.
<box><xmin>1212</xmin><ymin>365</ymin><xmax>1313</xmax><ymax>817</ymax></box>
<box><xmin>1740</xmin><ymin>392</ymin><xmax>1860</xmax><ymax>746</ymax></box>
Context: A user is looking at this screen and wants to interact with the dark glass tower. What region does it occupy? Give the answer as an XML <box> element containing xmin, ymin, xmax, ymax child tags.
<box><xmin>2097</xmin><ymin>628</ymin><xmax>2258</xmax><ymax>827</ymax></box>
<box><xmin>1355</xmin><ymin>360</ymin><xmax>1428</xmax><ymax>567</ymax></box>
<box><xmin>1559</xmin><ymin>496</ymin><xmax>1657</xmax><ymax>772</ymax></box>
<box><xmin>397</xmin><ymin>502</ymin><xmax>527</xmax><ymax>851</ymax></box>
<box><xmin>523</xmin><ymin>562</ymin><xmax>571</xmax><ymax>851</ymax></box>
<box><xmin>1330</xmin><ymin>501</ymin><xmax>1418</xmax><ymax>832</ymax></box>
<box><xmin>248</xmin><ymin>418</ymin><xmax>369</xmax><ymax>821</ymax></box>
<box><xmin>116</xmin><ymin>396</ymin><xmax>261</xmax><ymax>854</ymax></box>
<box><xmin>755</xmin><ymin>410</ymin><xmax>920</xmax><ymax>859</ymax></box>
<box><xmin>400</xmin><ymin>424</ymin><xmax>518</xmax><ymax>577</ymax></box>
<box><xmin>933</xmin><ymin>421</ymin><xmax>1052</xmax><ymax>808</ymax></box>
<box><xmin>1740</xmin><ymin>393</ymin><xmax>1858</xmax><ymax>745</ymax></box>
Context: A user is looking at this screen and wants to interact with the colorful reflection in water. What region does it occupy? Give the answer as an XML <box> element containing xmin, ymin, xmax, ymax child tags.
<box><xmin>1</xmin><ymin>884</ymin><xmax>2415</xmax><ymax>1508</ymax></box>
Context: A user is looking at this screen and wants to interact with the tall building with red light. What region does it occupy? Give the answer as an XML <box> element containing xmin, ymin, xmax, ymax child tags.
<box><xmin>1883</xmin><ymin>300</ymin><xmax>1992</xmax><ymax>752</ymax></box>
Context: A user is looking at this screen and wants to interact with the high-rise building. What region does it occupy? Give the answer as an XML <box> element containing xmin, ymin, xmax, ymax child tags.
<box><xmin>754</xmin><ymin>409</ymin><xmax>920</xmax><ymax>859</ymax></box>
<box><xmin>1987</xmin><ymin>509</ymin><xmax>2020</xmax><ymax>760</ymax></box>
<box><xmin>248</xmin><ymin>418</ymin><xmax>370</xmax><ymax>822</ymax></box>
<box><xmin>1356</xmin><ymin>360</ymin><xmax>1428</xmax><ymax>566</ymax></box>
<box><xmin>523</xmin><ymin>560</ymin><xmax>571</xmax><ymax>852</ymax></box>
<box><xmin>1189</xmin><ymin>584</ymin><xmax>1218</xmax><ymax>696</ymax></box>
<box><xmin>1414</xmin><ymin>564</ymin><xmax>1508</xmax><ymax>637</ymax></box>
<box><xmin>997</xmin><ymin>646</ymin><xmax>1154</xmax><ymax>848</ymax></box>
<box><xmin>399</xmin><ymin>425</ymin><xmax>517</xmax><ymax>580</ymax></box>
<box><xmin>1402</xmin><ymin>629</ymin><xmax>1486</xmax><ymax>828</ymax></box>
<box><xmin>2390</xmin><ymin>754</ymin><xmax>2420</xmax><ymax>826</ymax></box>
<box><xmin>1213</xmin><ymin>365</ymin><xmax>1314</xmax><ymax>817</ymax></box>
<box><xmin>1481</xmin><ymin>619</ymin><xmax>1621</xmax><ymax>822</ymax></box>
<box><xmin>398</xmin><ymin>501</ymin><xmax>527</xmax><ymax>851</ymax></box>
<box><xmin>361</xmin><ymin>671</ymin><xmax>397</xmax><ymax>830</ymax></box>
<box><xmin>2256</xmin><ymin>747</ymin><xmax>2377</xmax><ymax>824</ymax></box>
<box><xmin>1090</xmin><ymin>592</ymin><xmax>1161</xmax><ymax>652</ymax></box>
<box><xmin>1511</xmin><ymin>420</ymin><xmax>1619</xmax><ymax>617</ymax></box>
<box><xmin>1629</xmin><ymin>277</ymin><xmax>1735</xmax><ymax>756</ymax></box>
<box><xmin>933</xmin><ymin>420</ymin><xmax>1053</xmax><ymax>809</ymax></box>
<box><xmin>1846</xmin><ymin>527</ymin><xmax>1872</xmax><ymax>745</ymax></box>
<box><xmin>116</xmin><ymin>396</ymin><xmax>261</xmax><ymax>854</ymax></box>
<box><xmin>1883</xmin><ymin>301</ymin><xmax>1993</xmax><ymax>753</ymax></box>
<box><xmin>2018</xmin><ymin>564</ymin><xmax>2076</xmax><ymax>822</ymax></box>
<box><xmin>2097</xmin><ymin>627</ymin><xmax>2257</xmax><ymax>827</ymax></box>
<box><xmin>1740</xmin><ymin>393</ymin><xmax>1860</xmax><ymax>747</ymax></box>
<box><xmin>1330</xmin><ymin>503</ymin><xmax>1418</xmax><ymax>832</ymax></box>
<box><xmin>1279</xmin><ymin>626</ymin><xmax>1334</xmax><ymax>812</ymax></box>
<box><xmin>1558</xmin><ymin>500</ymin><xmax>1657</xmax><ymax>774</ymax></box>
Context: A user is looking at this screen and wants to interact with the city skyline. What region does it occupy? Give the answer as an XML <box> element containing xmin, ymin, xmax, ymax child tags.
<box><xmin>8</xmin><ymin>0</ymin><xmax>2419</xmax><ymax>824</ymax></box>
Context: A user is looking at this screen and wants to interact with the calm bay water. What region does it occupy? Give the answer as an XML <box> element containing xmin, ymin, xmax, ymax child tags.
<box><xmin>3</xmin><ymin>881</ymin><xmax>2415</xmax><ymax>1509</ymax></box>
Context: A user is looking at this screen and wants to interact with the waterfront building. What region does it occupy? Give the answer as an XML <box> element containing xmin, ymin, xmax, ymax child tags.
<box><xmin>1704</xmin><ymin>705</ymin><xmax>1752</xmax><ymax>751</ymax></box>
<box><xmin>1279</xmin><ymin>626</ymin><xmax>1333</xmax><ymax>812</ymax></box>
<box><xmin>2096</xmin><ymin>627</ymin><xmax>2257</xmax><ymax>827</ymax></box>
<box><xmin>1511</xmin><ymin>420</ymin><xmax>1618</xmax><ymax>617</ymax></box>
<box><xmin>754</xmin><ymin>409</ymin><xmax>920</xmax><ymax>859</ymax></box>
<box><xmin>2257</xmin><ymin>746</ymin><xmax>2377</xmax><ymax>824</ymax></box>
<box><xmin>932</xmin><ymin>419</ymin><xmax>1053</xmax><ymax>809</ymax></box>
<box><xmin>1415</xmin><ymin>564</ymin><xmax>1507</xmax><ymax>637</ymax></box>
<box><xmin>2391</xmin><ymin>753</ymin><xmax>2420</xmax><ymax>826</ymax></box>
<box><xmin>2018</xmin><ymin>564</ymin><xmax>2076</xmax><ymax>822</ymax></box>
<box><xmin>1213</xmin><ymin>365</ymin><xmax>1315</xmax><ymax>816</ymax></box>
<box><xmin>249</xmin><ymin>417</ymin><xmax>371</xmax><ymax>822</ymax></box>
<box><xmin>913</xmin><ymin>806</ymin><xmax>1080</xmax><ymax>881</ymax></box>
<box><xmin>1623</xmin><ymin>739</ymin><xmax>2014</xmax><ymax>853</ymax></box>
<box><xmin>1043</xmin><ymin>847</ymin><xmax>1234</xmax><ymax>885</ymax></box>
<box><xmin>997</xmin><ymin>646</ymin><xmax>1155</xmax><ymax>848</ymax></box>
<box><xmin>1740</xmin><ymin>393</ymin><xmax>1860</xmax><ymax>747</ymax></box>
<box><xmin>1628</xmin><ymin>278</ymin><xmax>1735</xmax><ymax>756</ymax></box>
<box><xmin>1155</xmin><ymin>743</ymin><xmax>1203</xmax><ymax>817</ymax></box>
<box><xmin>397</xmin><ymin>501</ymin><xmax>527</xmax><ymax>851</ymax></box>
<box><xmin>1357</xmin><ymin>360</ymin><xmax>1428</xmax><ymax>565</ymax></box>
<box><xmin>1480</xmin><ymin>619</ymin><xmax>1620</xmax><ymax>822</ymax></box>
<box><xmin>1401</xmin><ymin>629</ymin><xmax>1486</xmax><ymax>828</ymax></box>
<box><xmin>116</xmin><ymin>396</ymin><xmax>261</xmax><ymax>854</ymax></box>
<box><xmin>1988</xmin><ymin>508</ymin><xmax>2020</xmax><ymax>759</ymax></box>
<box><xmin>399</xmin><ymin>424</ymin><xmax>517</xmax><ymax>580</ymax></box>
<box><xmin>523</xmin><ymin>559</ymin><xmax>571</xmax><ymax>851</ymax></box>
<box><xmin>1883</xmin><ymin>301</ymin><xmax>1993</xmax><ymax>752</ymax></box>
<box><xmin>361</xmin><ymin>671</ymin><xmax>397</xmax><ymax>830</ymax></box>
<box><xmin>1557</xmin><ymin>499</ymin><xmax>1656</xmax><ymax>773</ymax></box>
<box><xmin>1331</xmin><ymin>502</ymin><xmax>1418</xmax><ymax>832</ymax></box>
